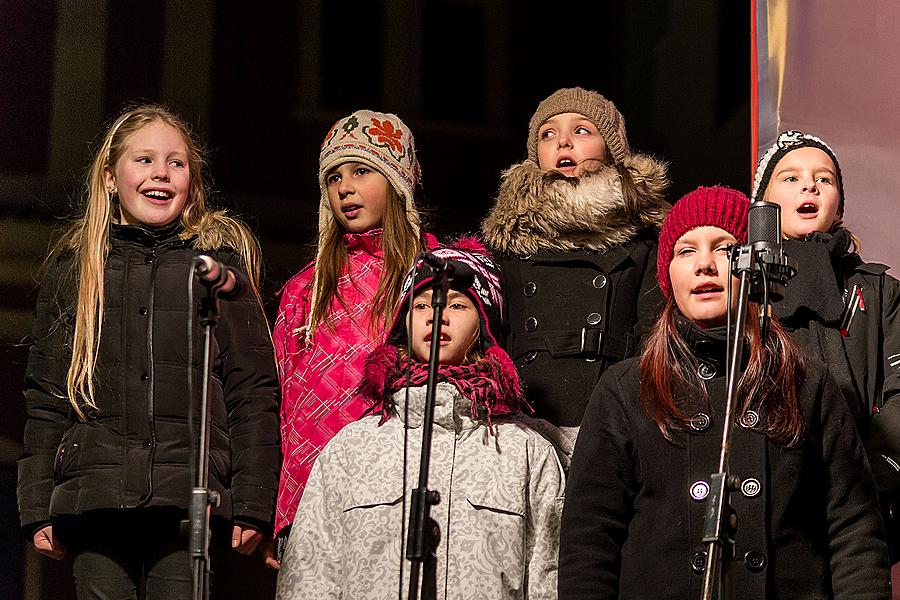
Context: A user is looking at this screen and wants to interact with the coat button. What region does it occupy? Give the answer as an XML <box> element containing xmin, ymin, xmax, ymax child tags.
<box><xmin>140</xmin><ymin>373</ymin><xmax>149</xmax><ymax>381</ymax></box>
<box><xmin>592</xmin><ymin>274</ymin><xmax>608</xmax><ymax>289</ymax></box>
<box><xmin>142</xmin><ymin>439</ymin><xmax>152</xmax><ymax>448</ymax></box>
<box><xmin>525</xmin><ymin>351</ymin><xmax>538</xmax><ymax>363</ymax></box>
<box><xmin>740</xmin><ymin>410</ymin><xmax>760</xmax><ymax>428</ymax></box>
<box><xmin>691</xmin><ymin>551</ymin><xmax>707</xmax><ymax>573</ymax></box>
<box><xmin>743</xmin><ymin>550</ymin><xmax>767</xmax><ymax>572</ymax></box>
<box><xmin>690</xmin><ymin>412</ymin><xmax>711</xmax><ymax>432</ymax></box>
<box><xmin>144</xmin><ymin>255</ymin><xmax>154</xmax><ymax>264</ymax></box>
<box><xmin>139</xmin><ymin>307</ymin><xmax>148</xmax><ymax>316</ymax></box>
<box><xmin>690</xmin><ymin>480</ymin><xmax>710</xmax><ymax>501</ymax></box>
<box><xmin>586</xmin><ymin>312</ymin><xmax>602</xmax><ymax>326</ymax></box>
<box><xmin>741</xmin><ymin>478</ymin><xmax>761</xmax><ymax>498</ymax></box>
<box><xmin>525</xmin><ymin>317</ymin><xmax>538</xmax><ymax>332</ymax></box>
<box><xmin>519</xmin><ymin>254</ymin><xmax>532</xmax><ymax>261</ymax></box>
<box><xmin>524</xmin><ymin>282</ymin><xmax>537</xmax><ymax>297</ymax></box>
<box><xmin>697</xmin><ymin>362</ymin><xmax>716</xmax><ymax>380</ymax></box>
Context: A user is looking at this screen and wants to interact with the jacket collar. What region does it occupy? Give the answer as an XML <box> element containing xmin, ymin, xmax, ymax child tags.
<box><xmin>110</xmin><ymin>220</ymin><xmax>189</xmax><ymax>248</ymax></box>
<box><xmin>481</xmin><ymin>153</ymin><xmax>669</xmax><ymax>255</ymax></box>
<box><xmin>676</xmin><ymin>313</ymin><xmax>730</xmax><ymax>375</ymax></box>
<box><xmin>343</xmin><ymin>228</ymin><xmax>384</xmax><ymax>258</ymax></box>
<box><xmin>390</xmin><ymin>383</ymin><xmax>481</xmax><ymax>434</ymax></box>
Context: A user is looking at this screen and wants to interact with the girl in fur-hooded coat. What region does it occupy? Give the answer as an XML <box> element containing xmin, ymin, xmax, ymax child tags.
<box><xmin>481</xmin><ymin>87</ymin><xmax>669</xmax><ymax>460</ymax></box>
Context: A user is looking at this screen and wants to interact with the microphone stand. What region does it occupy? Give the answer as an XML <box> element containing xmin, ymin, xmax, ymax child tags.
<box><xmin>406</xmin><ymin>266</ymin><xmax>452</xmax><ymax>600</ymax></box>
<box><xmin>189</xmin><ymin>287</ymin><xmax>223</xmax><ymax>600</ymax></box>
<box><xmin>700</xmin><ymin>245</ymin><xmax>754</xmax><ymax>600</ymax></box>
<box><xmin>701</xmin><ymin>201</ymin><xmax>796</xmax><ymax>600</ymax></box>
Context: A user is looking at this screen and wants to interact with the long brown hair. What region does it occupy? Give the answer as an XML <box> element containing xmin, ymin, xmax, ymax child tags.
<box><xmin>308</xmin><ymin>183</ymin><xmax>423</xmax><ymax>335</ymax></box>
<box><xmin>639</xmin><ymin>300</ymin><xmax>806</xmax><ymax>447</ymax></box>
<box><xmin>52</xmin><ymin>104</ymin><xmax>265</xmax><ymax>420</ymax></box>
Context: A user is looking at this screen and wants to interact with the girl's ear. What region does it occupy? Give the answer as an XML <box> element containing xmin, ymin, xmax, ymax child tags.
<box><xmin>103</xmin><ymin>167</ymin><xmax>116</xmax><ymax>193</ymax></box>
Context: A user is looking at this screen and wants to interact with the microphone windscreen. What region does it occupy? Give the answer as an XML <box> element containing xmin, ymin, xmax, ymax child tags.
<box><xmin>748</xmin><ymin>201</ymin><xmax>781</xmax><ymax>247</ymax></box>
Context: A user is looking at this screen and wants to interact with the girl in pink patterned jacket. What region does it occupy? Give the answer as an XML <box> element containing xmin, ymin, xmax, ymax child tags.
<box><xmin>270</xmin><ymin>110</ymin><xmax>434</xmax><ymax>560</ymax></box>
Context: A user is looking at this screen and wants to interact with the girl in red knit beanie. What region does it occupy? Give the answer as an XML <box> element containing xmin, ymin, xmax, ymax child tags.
<box><xmin>560</xmin><ymin>185</ymin><xmax>889</xmax><ymax>599</ymax></box>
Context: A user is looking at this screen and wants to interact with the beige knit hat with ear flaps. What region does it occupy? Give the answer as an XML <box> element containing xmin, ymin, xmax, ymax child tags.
<box><xmin>306</xmin><ymin>110</ymin><xmax>423</xmax><ymax>339</ymax></box>
<box><xmin>527</xmin><ymin>87</ymin><xmax>631</xmax><ymax>166</ymax></box>
<box><xmin>317</xmin><ymin>109</ymin><xmax>422</xmax><ymax>236</ymax></box>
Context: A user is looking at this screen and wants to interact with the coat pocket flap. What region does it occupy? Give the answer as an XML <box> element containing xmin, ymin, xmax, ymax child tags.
<box><xmin>466</xmin><ymin>483</ymin><xmax>526</xmax><ymax>518</ymax></box>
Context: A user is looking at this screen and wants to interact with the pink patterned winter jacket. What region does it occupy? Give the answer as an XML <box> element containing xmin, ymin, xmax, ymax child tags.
<box><xmin>273</xmin><ymin>229</ymin><xmax>435</xmax><ymax>533</ymax></box>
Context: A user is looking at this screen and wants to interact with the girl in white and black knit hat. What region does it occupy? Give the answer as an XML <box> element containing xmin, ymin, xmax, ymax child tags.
<box><xmin>276</xmin><ymin>239</ymin><xmax>564</xmax><ymax>600</ymax></box>
<box><xmin>481</xmin><ymin>87</ymin><xmax>670</xmax><ymax>464</ymax></box>
<box><xmin>754</xmin><ymin>130</ymin><xmax>900</xmax><ymax>561</ymax></box>
<box><xmin>270</xmin><ymin>110</ymin><xmax>437</xmax><ymax>563</ymax></box>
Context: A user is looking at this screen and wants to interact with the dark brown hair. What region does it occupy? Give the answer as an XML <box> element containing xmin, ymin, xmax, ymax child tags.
<box><xmin>639</xmin><ymin>300</ymin><xmax>806</xmax><ymax>447</ymax></box>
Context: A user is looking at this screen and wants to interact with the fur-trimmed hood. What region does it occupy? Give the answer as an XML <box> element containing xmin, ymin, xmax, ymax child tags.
<box><xmin>481</xmin><ymin>154</ymin><xmax>670</xmax><ymax>255</ymax></box>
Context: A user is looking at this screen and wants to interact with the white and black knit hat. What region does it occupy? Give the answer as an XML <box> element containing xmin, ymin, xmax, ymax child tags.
<box><xmin>752</xmin><ymin>130</ymin><xmax>845</xmax><ymax>215</ymax></box>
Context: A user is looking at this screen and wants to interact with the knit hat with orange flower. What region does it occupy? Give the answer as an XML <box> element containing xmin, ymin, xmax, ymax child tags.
<box><xmin>317</xmin><ymin>109</ymin><xmax>423</xmax><ymax>237</ymax></box>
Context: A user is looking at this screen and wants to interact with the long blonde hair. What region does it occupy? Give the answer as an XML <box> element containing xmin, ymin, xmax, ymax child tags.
<box><xmin>308</xmin><ymin>183</ymin><xmax>423</xmax><ymax>335</ymax></box>
<box><xmin>52</xmin><ymin>104</ymin><xmax>264</xmax><ymax>420</ymax></box>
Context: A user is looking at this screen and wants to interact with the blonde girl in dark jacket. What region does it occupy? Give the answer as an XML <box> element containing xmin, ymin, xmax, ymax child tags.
<box><xmin>17</xmin><ymin>104</ymin><xmax>280</xmax><ymax>599</ymax></box>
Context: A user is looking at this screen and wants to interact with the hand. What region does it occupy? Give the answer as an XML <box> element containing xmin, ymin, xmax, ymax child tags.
<box><xmin>231</xmin><ymin>524</ymin><xmax>263</xmax><ymax>556</ymax></box>
<box><xmin>261</xmin><ymin>537</ymin><xmax>281</xmax><ymax>570</ymax></box>
<box><xmin>33</xmin><ymin>525</ymin><xmax>65</xmax><ymax>560</ymax></box>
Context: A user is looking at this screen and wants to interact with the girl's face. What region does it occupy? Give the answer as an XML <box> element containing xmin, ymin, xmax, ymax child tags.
<box><xmin>104</xmin><ymin>121</ymin><xmax>190</xmax><ymax>228</ymax></box>
<box><xmin>536</xmin><ymin>112</ymin><xmax>608</xmax><ymax>176</ymax></box>
<box><xmin>764</xmin><ymin>147</ymin><xmax>841</xmax><ymax>239</ymax></box>
<box><xmin>326</xmin><ymin>162</ymin><xmax>390</xmax><ymax>233</ymax></box>
<box><xmin>408</xmin><ymin>288</ymin><xmax>480</xmax><ymax>365</ymax></box>
<box><xmin>669</xmin><ymin>226</ymin><xmax>739</xmax><ymax>329</ymax></box>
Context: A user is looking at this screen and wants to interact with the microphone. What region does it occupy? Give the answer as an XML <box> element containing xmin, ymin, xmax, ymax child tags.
<box><xmin>194</xmin><ymin>255</ymin><xmax>242</xmax><ymax>299</ymax></box>
<box><xmin>746</xmin><ymin>200</ymin><xmax>796</xmax><ymax>303</ymax></box>
<box><xmin>419</xmin><ymin>252</ymin><xmax>475</xmax><ymax>288</ymax></box>
<box><xmin>420</xmin><ymin>251</ymin><xmax>456</xmax><ymax>275</ymax></box>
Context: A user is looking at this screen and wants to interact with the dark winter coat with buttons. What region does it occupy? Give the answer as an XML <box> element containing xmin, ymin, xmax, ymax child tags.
<box><xmin>559</xmin><ymin>320</ymin><xmax>890</xmax><ymax>599</ymax></box>
<box><xmin>481</xmin><ymin>157</ymin><xmax>669</xmax><ymax>434</ymax></box>
<box><xmin>17</xmin><ymin>223</ymin><xmax>281</xmax><ymax>537</ymax></box>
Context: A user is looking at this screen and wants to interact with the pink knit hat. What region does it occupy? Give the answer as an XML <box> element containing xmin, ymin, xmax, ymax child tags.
<box><xmin>657</xmin><ymin>186</ymin><xmax>749</xmax><ymax>299</ymax></box>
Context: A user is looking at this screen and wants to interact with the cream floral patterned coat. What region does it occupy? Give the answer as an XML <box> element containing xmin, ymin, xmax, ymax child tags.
<box><xmin>276</xmin><ymin>381</ymin><xmax>565</xmax><ymax>599</ymax></box>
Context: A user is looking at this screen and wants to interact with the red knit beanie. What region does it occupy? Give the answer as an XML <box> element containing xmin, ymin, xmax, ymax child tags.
<box><xmin>657</xmin><ymin>186</ymin><xmax>749</xmax><ymax>299</ymax></box>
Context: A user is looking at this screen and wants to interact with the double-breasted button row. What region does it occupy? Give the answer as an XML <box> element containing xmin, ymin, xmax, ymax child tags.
<box><xmin>691</xmin><ymin>550</ymin><xmax>766</xmax><ymax>573</ymax></box>
<box><xmin>691</xmin><ymin>477</ymin><xmax>761</xmax><ymax>502</ymax></box>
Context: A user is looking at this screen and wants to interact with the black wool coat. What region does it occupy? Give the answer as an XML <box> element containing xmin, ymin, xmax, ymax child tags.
<box><xmin>17</xmin><ymin>223</ymin><xmax>281</xmax><ymax>537</ymax></box>
<box><xmin>481</xmin><ymin>156</ymin><xmax>670</xmax><ymax>429</ymax></box>
<box><xmin>498</xmin><ymin>236</ymin><xmax>662</xmax><ymax>427</ymax></box>
<box><xmin>560</xmin><ymin>323</ymin><xmax>890</xmax><ymax>599</ymax></box>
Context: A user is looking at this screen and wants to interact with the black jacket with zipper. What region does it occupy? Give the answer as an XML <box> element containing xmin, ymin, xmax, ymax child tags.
<box><xmin>17</xmin><ymin>223</ymin><xmax>280</xmax><ymax>537</ymax></box>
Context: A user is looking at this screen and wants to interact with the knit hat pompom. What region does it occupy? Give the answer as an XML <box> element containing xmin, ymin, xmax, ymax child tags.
<box><xmin>527</xmin><ymin>87</ymin><xmax>631</xmax><ymax>166</ymax></box>
<box><xmin>751</xmin><ymin>130</ymin><xmax>844</xmax><ymax>215</ymax></box>
<box><xmin>657</xmin><ymin>186</ymin><xmax>749</xmax><ymax>299</ymax></box>
<box><xmin>318</xmin><ymin>109</ymin><xmax>422</xmax><ymax>235</ymax></box>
